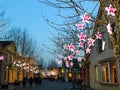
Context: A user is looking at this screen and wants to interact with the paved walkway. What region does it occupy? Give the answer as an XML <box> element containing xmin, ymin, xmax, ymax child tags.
<box><xmin>2</xmin><ymin>80</ymin><xmax>97</xmax><ymax>90</ymax></box>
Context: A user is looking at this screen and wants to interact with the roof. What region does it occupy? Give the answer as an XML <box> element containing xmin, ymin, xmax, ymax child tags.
<box><xmin>0</xmin><ymin>41</ymin><xmax>14</xmax><ymax>49</ymax></box>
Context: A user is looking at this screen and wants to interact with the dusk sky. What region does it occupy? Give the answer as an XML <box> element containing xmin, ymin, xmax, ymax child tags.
<box><xmin>0</xmin><ymin>0</ymin><xmax>99</xmax><ymax>65</ymax></box>
<box><xmin>1</xmin><ymin>0</ymin><xmax>59</xmax><ymax>64</ymax></box>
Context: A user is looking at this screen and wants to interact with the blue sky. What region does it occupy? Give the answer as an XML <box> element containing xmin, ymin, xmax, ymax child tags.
<box><xmin>0</xmin><ymin>0</ymin><xmax>99</xmax><ymax>65</ymax></box>
<box><xmin>0</xmin><ymin>0</ymin><xmax>58</xmax><ymax>64</ymax></box>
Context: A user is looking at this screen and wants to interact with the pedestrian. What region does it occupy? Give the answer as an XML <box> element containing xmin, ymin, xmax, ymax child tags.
<box><xmin>29</xmin><ymin>77</ymin><xmax>33</xmax><ymax>87</ymax></box>
<box><xmin>35</xmin><ymin>77</ymin><xmax>39</xmax><ymax>87</ymax></box>
<box><xmin>38</xmin><ymin>77</ymin><xmax>42</xmax><ymax>86</ymax></box>
<box><xmin>22</xmin><ymin>77</ymin><xmax>27</xmax><ymax>87</ymax></box>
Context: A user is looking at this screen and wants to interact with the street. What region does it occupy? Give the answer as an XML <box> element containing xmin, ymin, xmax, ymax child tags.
<box><xmin>11</xmin><ymin>80</ymin><xmax>72</xmax><ymax>90</ymax></box>
<box><xmin>9</xmin><ymin>79</ymin><xmax>96</xmax><ymax>90</ymax></box>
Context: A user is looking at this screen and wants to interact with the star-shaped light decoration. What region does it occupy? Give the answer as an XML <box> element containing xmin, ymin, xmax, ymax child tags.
<box><xmin>77</xmin><ymin>57</ymin><xmax>82</xmax><ymax>62</ymax></box>
<box><xmin>63</xmin><ymin>44</ymin><xmax>68</xmax><ymax>49</ymax></box>
<box><xmin>86</xmin><ymin>48</ymin><xmax>91</xmax><ymax>53</ymax></box>
<box><xmin>65</xmin><ymin>61</ymin><xmax>69</xmax><ymax>67</ymax></box>
<box><xmin>95</xmin><ymin>32</ymin><xmax>102</xmax><ymax>39</ymax></box>
<box><xmin>55</xmin><ymin>58</ymin><xmax>59</xmax><ymax>62</ymax></box>
<box><xmin>88</xmin><ymin>38</ymin><xmax>95</xmax><ymax>47</ymax></box>
<box><xmin>68</xmin><ymin>55</ymin><xmax>74</xmax><ymax>61</ymax></box>
<box><xmin>70</xmin><ymin>62</ymin><xmax>73</xmax><ymax>67</ymax></box>
<box><xmin>68</xmin><ymin>43</ymin><xmax>75</xmax><ymax>52</ymax></box>
<box><xmin>63</xmin><ymin>57</ymin><xmax>67</xmax><ymax>61</ymax></box>
<box><xmin>105</xmin><ymin>4</ymin><xmax>116</xmax><ymax>16</ymax></box>
<box><xmin>81</xmin><ymin>13</ymin><xmax>91</xmax><ymax>23</ymax></box>
<box><xmin>76</xmin><ymin>22</ymin><xmax>83</xmax><ymax>30</ymax></box>
<box><xmin>106</xmin><ymin>23</ymin><xmax>112</xmax><ymax>34</ymax></box>
<box><xmin>79</xmin><ymin>42</ymin><xmax>83</xmax><ymax>47</ymax></box>
<box><xmin>75</xmin><ymin>50</ymin><xmax>80</xmax><ymax>55</ymax></box>
<box><xmin>78</xmin><ymin>33</ymin><xmax>86</xmax><ymax>41</ymax></box>
<box><xmin>57</xmin><ymin>60</ymin><xmax>62</xmax><ymax>64</ymax></box>
<box><xmin>0</xmin><ymin>55</ymin><xmax>4</xmax><ymax>60</ymax></box>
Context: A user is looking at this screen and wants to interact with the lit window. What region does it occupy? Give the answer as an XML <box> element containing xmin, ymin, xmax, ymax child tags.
<box><xmin>94</xmin><ymin>65</ymin><xmax>98</xmax><ymax>81</ymax></box>
<box><xmin>101</xmin><ymin>61</ymin><xmax>117</xmax><ymax>83</ymax></box>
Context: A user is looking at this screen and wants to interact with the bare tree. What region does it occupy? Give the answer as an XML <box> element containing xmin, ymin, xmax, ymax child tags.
<box><xmin>0</xmin><ymin>4</ymin><xmax>11</xmax><ymax>39</ymax></box>
<box><xmin>7</xmin><ymin>27</ymin><xmax>40</xmax><ymax>61</ymax></box>
<box><xmin>39</xmin><ymin>0</ymin><xmax>120</xmax><ymax>88</ymax></box>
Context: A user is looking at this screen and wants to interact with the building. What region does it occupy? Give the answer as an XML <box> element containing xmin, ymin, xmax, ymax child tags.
<box><xmin>62</xmin><ymin>59</ymin><xmax>80</xmax><ymax>82</ymax></box>
<box><xmin>0</xmin><ymin>41</ymin><xmax>36</xmax><ymax>84</ymax></box>
<box><xmin>0</xmin><ymin>41</ymin><xmax>19</xmax><ymax>84</ymax></box>
<box><xmin>88</xmin><ymin>4</ymin><xmax>119</xmax><ymax>90</ymax></box>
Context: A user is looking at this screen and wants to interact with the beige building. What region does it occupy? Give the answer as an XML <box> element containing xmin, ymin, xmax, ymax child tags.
<box><xmin>0</xmin><ymin>41</ymin><xmax>35</xmax><ymax>84</ymax></box>
<box><xmin>88</xmin><ymin>38</ymin><xmax>118</xmax><ymax>90</ymax></box>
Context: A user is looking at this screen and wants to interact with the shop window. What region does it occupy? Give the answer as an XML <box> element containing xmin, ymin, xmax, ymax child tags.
<box><xmin>101</xmin><ymin>61</ymin><xmax>117</xmax><ymax>83</ymax></box>
<box><xmin>94</xmin><ymin>65</ymin><xmax>98</xmax><ymax>82</ymax></box>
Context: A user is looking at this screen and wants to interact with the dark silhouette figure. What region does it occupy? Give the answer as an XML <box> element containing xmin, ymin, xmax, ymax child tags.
<box><xmin>22</xmin><ymin>77</ymin><xmax>27</xmax><ymax>87</ymax></box>
<box><xmin>38</xmin><ymin>78</ymin><xmax>42</xmax><ymax>86</ymax></box>
<box><xmin>34</xmin><ymin>77</ymin><xmax>39</xmax><ymax>87</ymax></box>
<box><xmin>1</xmin><ymin>83</ymin><xmax>8</xmax><ymax>90</ymax></box>
<box><xmin>29</xmin><ymin>77</ymin><xmax>33</xmax><ymax>87</ymax></box>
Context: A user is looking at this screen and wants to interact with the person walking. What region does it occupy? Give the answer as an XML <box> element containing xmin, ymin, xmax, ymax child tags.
<box><xmin>29</xmin><ymin>77</ymin><xmax>33</xmax><ymax>87</ymax></box>
<box><xmin>22</xmin><ymin>77</ymin><xmax>27</xmax><ymax>87</ymax></box>
<box><xmin>38</xmin><ymin>77</ymin><xmax>42</xmax><ymax>86</ymax></box>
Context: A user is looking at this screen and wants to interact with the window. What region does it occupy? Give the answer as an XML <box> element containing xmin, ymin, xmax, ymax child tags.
<box><xmin>97</xmin><ymin>39</ymin><xmax>106</xmax><ymax>53</ymax></box>
<box><xmin>94</xmin><ymin>65</ymin><xmax>98</xmax><ymax>82</ymax></box>
<box><xmin>101</xmin><ymin>61</ymin><xmax>117</xmax><ymax>83</ymax></box>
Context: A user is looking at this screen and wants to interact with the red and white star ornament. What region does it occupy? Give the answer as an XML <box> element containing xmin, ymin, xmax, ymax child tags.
<box><xmin>63</xmin><ymin>44</ymin><xmax>68</xmax><ymax>49</ymax></box>
<box><xmin>57</xmin><ymin>60</ymin><xmax>62</xmax><ymax>64</ymax></box>
<box><xmin>70</xmin><ymin>62</ymin><xmax>73</xmax><ymax>67</ymax></box>
<box><xmin>63</xmin><ymin>57</ymin><xmax>68</xmax><ymax>61</ymax></box>
<box><xmin>75</xmin><ymin>50</ymin><xmax>80</xmax><ymax>55</ymax></box>
<box><xmin>95</xmin><ymin>32</ymin><xmax>102</xmax><ymax>39</ymax></box>
<box><xmin>0</xmin><ymin>55</ymin><xmax>4</xmax><ymax>60</ymax></box>
<box><xmin>68</xmin><ymin>55</ymin><xmax>74</xmax><ymax>61</ymax></box>
<box><xmin>86</xmin><ymin>48</ymin><xmax>91</xmax><ymax>53</ymax></box>
<box><xmin>76</xmin><ymin>22</ymin><xmax>83</xmax><ymax>30</ymax></box>
<box><xmin>81</xmin><ymin>13</ymin><xmax>91</xmax><ymax>23</ymax></box>
<box><xmin>77</xmin><ymin>57</ymin><xmax>82</xmax><ymax>62</ymax></box>
<box><xmin>79</xmin><ymin>42</ymin><xmax>84</xmax><ymax>47</ymax></box>
<box><xmin>106</xmin><ymin>23</ymin><xmax>112</xmax><ymax>34</ymax></box>
<box><xmin>78</xmin><ymin>33</ymin><xmax>86</xmax><ymax>41</ymax></box>
<box><xmin>88</xmin><ymin>38</ymin><xmax>95</xmax><ymax>47</ymax></box>
<box><xmin>68</xmin><ymin>43</ymin><xmax>75</xmax><ymax>52</ymax></box>
<box><xmin>105</xmin><ymin>4</ymin><xmax>116</xmax><ymax>16</ymax></box>
<box><xmin>65</xmin><ymin>61</ymin><xmax>69</xmax><ymax>67</ymax></box>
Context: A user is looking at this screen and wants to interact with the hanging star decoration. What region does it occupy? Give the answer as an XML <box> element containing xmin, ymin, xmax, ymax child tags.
<box><xmin>95</xmin><ymin>32</ymin><xmax>102</xmax><ymax>39</ymax></box>
<box><xmin>75</xmin><ymin>50</ymin><xmax>80</xmax><ymax>55</ymax></box>
<box><xmin>78</xmin><ymin>33</ymin><xmax>86</xmax><ymax>41</ymax></box>
<box><xmin>79</xmin><ymin>42</ymin><xmax>84</xmax><ymax>47</ymax></box>
<box><xmin>63</xmin><ymin>57</ymin><xmax>67</xmax><ymax>61</ymax></box>
<box><xmin>105</xmin><ymin>4</ymin><xmax>116</xmax><ymax>16</ymax></box>
<box><xmin>70</xmin><ymin>62</ymin><xmax>73</xmax><ymax>67</ymax></box>
<box><xmin>106</xmin><ymin>23</ymin><xmax>112</xmax><ymax>34</ymax></box>
<box><xmin>76</xmin><ymin>22</ymin><xmax>83</xmax><ymax>30</ymax></box>
<box><xmin>77</xmin><ymin>57</ymin><xmax>82</xmax><ymax>62</ymax></box>
<box><xmin>86</xmin><ymin>48</ymin><xmax>91</xmax><ymax>53</ymax></box>
<box><xmin>81</xmin><ymin>13</ymin><xmax>91</xmax><ymax>23</ymax></box>
<box><xmin>65</xmin><ymin>61</ymin><xmax>69</xmax><ymax>67</ymax></box>
<box><xmin>0</xmin><ymin>55</ymin><xmax>4</xmax><ymax>60</ymax></box>
<box><xmin>88</xmin><ymin>38</ymin><xmax>95</xmax><ymax>47</ymax></box>
<box><xmin>68</xmin><ymin>55</ymin><xmax>74</xmax><ymax>61</ymax></box>
<box><xmin>63</xmin><ymin>44</ymin><xmax>68</xmax><ymax>49</ymax></box>
<box><xmin>68</xmin><ymin>43</ymin><xmax>75</xmax><ymax>52</ymax></box>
